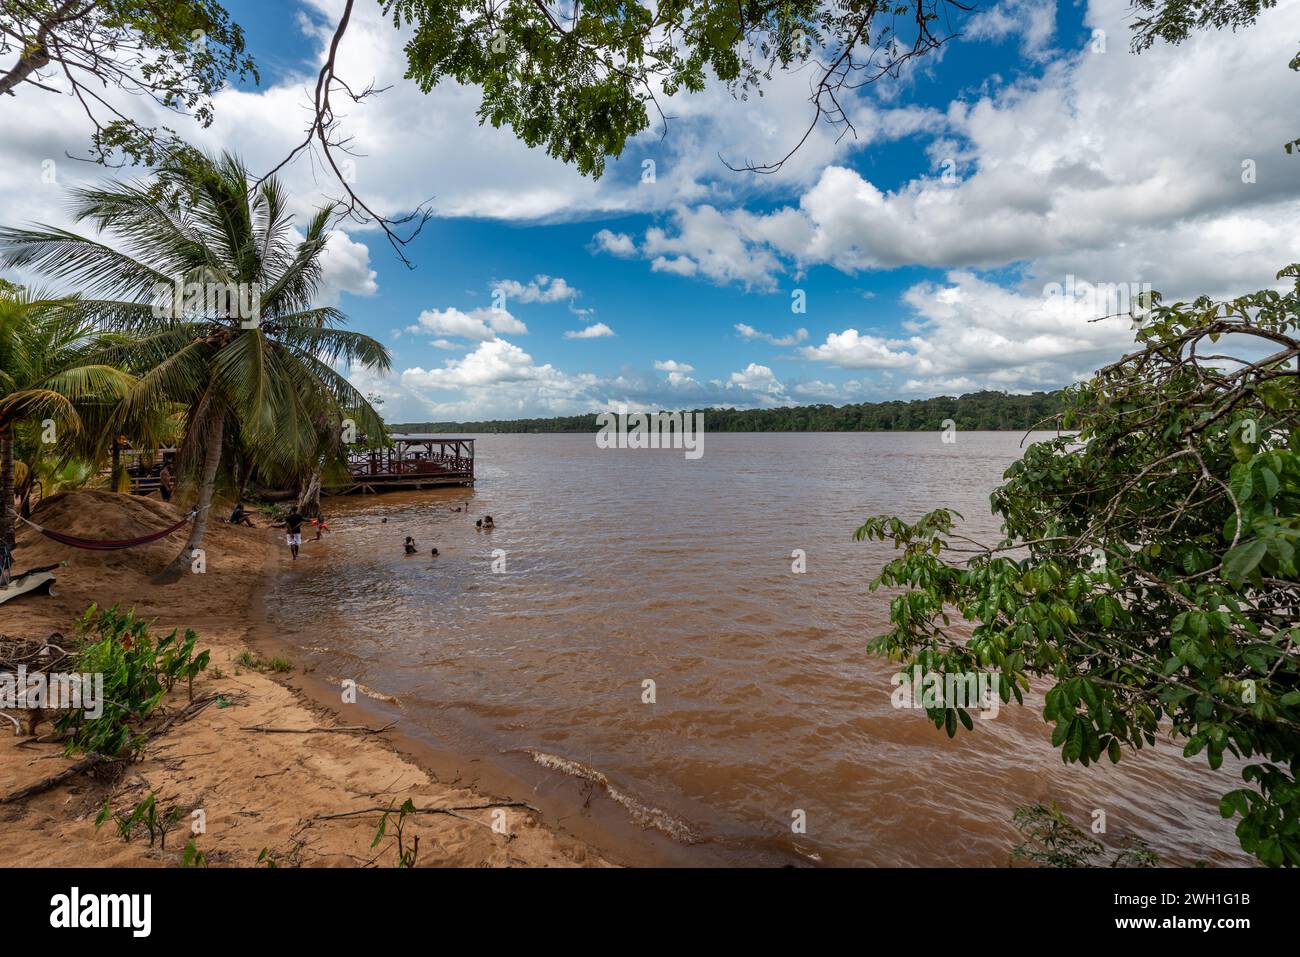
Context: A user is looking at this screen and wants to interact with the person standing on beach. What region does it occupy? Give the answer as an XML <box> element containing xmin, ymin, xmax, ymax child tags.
<box><xmin>284</xmin><ymin>508</ymin><xmax>306</xmax><ymax>559</ymax></box>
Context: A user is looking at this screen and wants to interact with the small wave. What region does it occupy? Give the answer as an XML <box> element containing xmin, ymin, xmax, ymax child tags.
<box><xmin>793</xmin><ymin>844</ymin><xmax>823</xmax><ymax>863</ymax></box>
<box><xmin>521</xmin><ymin>749</ymin><xmax>697</xmax><ymax>845</ymax></box>
<box><xmin>325</xmin><ymin>674</ymin><xmax>400</xmax><ymax>705</ymax></box>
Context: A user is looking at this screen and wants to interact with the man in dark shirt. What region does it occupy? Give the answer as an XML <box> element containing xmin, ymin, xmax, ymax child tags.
<box><xmin>284</xmin><ymin>509</ymin><xmax>306</xmax><ymax>559</ymax></box>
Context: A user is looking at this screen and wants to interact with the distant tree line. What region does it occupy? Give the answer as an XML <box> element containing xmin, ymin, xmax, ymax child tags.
<box><xmin>393</xmin><ymin>390</ymin><xmax>1067</xmax><ymax>434</ymax></box>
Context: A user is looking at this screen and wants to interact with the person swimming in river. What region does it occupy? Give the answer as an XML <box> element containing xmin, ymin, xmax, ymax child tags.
<box><xmin>404</xmin><ymin>536</ymin><xmax>418</xmax><ymax>554</ymax></box>
<box><xmin>483</xmin><ymin>515</ymin><xmax>495</xmax><ymax>529</ymax></box>
<box><xmin>431</xmin><ymin>548</ymin><xmax>439</xmax><ymax>557</ymax></box>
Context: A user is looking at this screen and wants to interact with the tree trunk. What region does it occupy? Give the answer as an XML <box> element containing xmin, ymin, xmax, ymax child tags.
<box><xmin>17</xmin><ymin>469</ymin><xmax>35</xmax><ymax>518</ymax></box>
<box><xmin>0</xmin><ymin>46</ymin><xmax>51</xmax><ymax>99</ymax></box>
<box><xmin>297</xmin><ymin>464</ymin><xmax>323</xmax><ymax>518</ymax></box>
<box><xmin>153</xmin><ymin>416</ymin><xmax>224</xmax><ymax>584</ymax></box>
<box><xmin>0</xmin><ymin>1</ymin><xmax>81</xmax><ymax>98</ymax></box>
<box><xmin>297</xmin><ymin>422</ymin><xmax>340</xmax><ymax>518</ymax></box>
<box><xmin>1</xmin><ymin>428</ymin><xmax>15</xmax><ymax>548</ymax></box>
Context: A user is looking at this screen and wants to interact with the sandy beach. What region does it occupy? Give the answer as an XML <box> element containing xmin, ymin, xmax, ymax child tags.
<box><xmin>0</xmin><ymin>490</ymin><xmax>606</xmax><ymax>867</ymax></box>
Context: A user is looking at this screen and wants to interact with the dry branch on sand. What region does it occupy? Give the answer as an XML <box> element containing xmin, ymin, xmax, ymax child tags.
<box><xmin>313</xmin><ymin>801</ymin><xmax>539</xmax><ymax>821</ymax></box>
<box><xmin>239</xmin><ymin>722</ymin><xmax>396</xmax><ymax>735</ymax></box>
<box><xmin>0</xmin><ymin>693</ymin><xmax>219</xmax><ymax>805</ymax></box>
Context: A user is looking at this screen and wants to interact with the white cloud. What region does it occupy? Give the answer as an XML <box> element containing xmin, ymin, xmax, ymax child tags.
<box><xmin>792</xmin><ymin>380</ymin><xmax>844</xmax><ymax>399</ymax></box>
<box><xmin>351</xmin><ymin>341</ymin><xmax>804</xmax><ymax>421</ymax></box>
<box><xmin>642</xmin><ymin>206</ymin><xmax>785</xmax><ymax>289</ymax></box>
<box><xmin>725</xmin><ymin>363</ymin><xmax>788</xmax><ymax>402</ymax></box>
<box><xmin>735</xmin><ymin>323</ymin><xmax>809</xmax><ymax>346</ymax></box>
<box><xmin>649</xmin><ymin>254</ymin><xmax>699</xmax><ymax>278</ymax></box>
<box><xmin>316</xmin><ymin>230</ymin><xmax>378</xmax><ymax>304</ymax></box>
<box><xmin>0</xmin><ymin>0</ymin><xmax>948</xmax><ymax>265</ymax></box>
<box><xmin>592</xmin><ymin>229</ymin><xmax>637</xmax><ymax>256</ymax></box>
<box><xmin>407</xmin><ymin>306</ymin><xmax>527</xmax><ymax>341</ymax></box>
<box><xmin>608</xmin><ymin>0</ymin><xmax>1300</xmax><ymax>299</ymax></box>
<box><xmin>967</xmin><ymin>0</ymin><xmax>1058</xmax><ymax>59</ymax></box>
<box><xmin>799</xmin><ymin>330</ymin><xmax>914</xmax><ymax>369</ymax></box>
<box><xmin>564</xmin><ymin>322</ymin><xmax>615</xmax><ymax>339</ymax></box>
<box><xmin>799</xmin><ymin>270</ymin><xmax>1144</xmax><ymax>391</ymax></box>
<box><xmin>493</xmin><ymin>274</ymin><xmax>579</xmax><ymax>304</ymax></box>
<box><xmin>404</xmin><ymin>338</ymin><xmax>555</xmax><ymax>389</ymax></box>
<box><xmin>653</xmin><ymin>359</ymin><xmax>695</xmax><ymax>373</ymax></box>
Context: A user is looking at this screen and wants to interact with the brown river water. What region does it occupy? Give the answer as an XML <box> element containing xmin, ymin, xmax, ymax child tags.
<box><xmin>262</xmin><ymin>432</ymin><xmax>1251</xmax><ymax>867</ymax></box>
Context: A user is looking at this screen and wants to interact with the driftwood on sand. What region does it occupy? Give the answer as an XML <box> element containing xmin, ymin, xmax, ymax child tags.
<box><xmin>313</xmin><ymin>800</ymin><xmax>539</xmax><ymax>821</ymax></box>
<box><xmin>0</xmin><ymin>692</ymin><xmax>220</xmax><ymax>805</ymax></box>
<box><xmin>239</xmin><ymin>722</ymin><xmax>396</xmax><ymax>735</ymax></box>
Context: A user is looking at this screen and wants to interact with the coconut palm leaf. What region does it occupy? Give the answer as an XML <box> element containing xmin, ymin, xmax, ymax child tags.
<box><xmin>1</xmin><ymin>148</ymin><xmax>391</xmax><ymax>578</ymax></box>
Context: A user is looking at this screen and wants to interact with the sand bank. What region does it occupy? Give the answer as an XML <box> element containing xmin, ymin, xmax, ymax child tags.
<box><xmin>0</xmin><ymin>490</ymin><xmax>606</xmax><ymax>867</ymax></box>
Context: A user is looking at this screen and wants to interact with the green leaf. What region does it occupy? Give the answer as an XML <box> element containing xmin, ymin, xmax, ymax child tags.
<box><xmin>1222</xmin><ymin>539</ymin><xmax>1267</xmax><ymax>584</ymax></box>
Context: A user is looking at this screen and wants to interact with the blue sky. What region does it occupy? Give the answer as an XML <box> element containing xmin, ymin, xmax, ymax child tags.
<box><xmin>5</xmin><ymin>0</ymin><xmax>1299</xmax><ymax>421</ymax></box>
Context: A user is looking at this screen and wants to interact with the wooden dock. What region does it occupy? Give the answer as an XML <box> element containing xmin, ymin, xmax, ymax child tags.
<box><xmin>331</xmin><ymin>435</ymin><xmax>475</xmax><ymax>494</ymax></box>
<box><xmin>113</xmin><ymin>435</ymin><xmax>474</xmax><ymax>498</ymax></box>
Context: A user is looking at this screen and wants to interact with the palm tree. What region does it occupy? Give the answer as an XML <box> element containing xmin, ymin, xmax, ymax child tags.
<box><xmin>0</xmin><ymin>151</ymin><xmax>390</xmax><ymax>581</ymax></box>
<box><xmin>0</xmin><ymin>282</ymin><xmax>133</xmax><ymax>548</ymax></box>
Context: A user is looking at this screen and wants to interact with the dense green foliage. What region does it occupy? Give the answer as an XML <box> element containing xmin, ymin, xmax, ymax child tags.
<box><xmin>58</xmin><ymin>603</ymin><xmax>209</xmax><ymax>759</ymax></box>
<box><xmin>856</xmin><ymin>267</ymin><xmax>1300</xmax><ymax>866</ymax></box>
<box><xmin>0</xmin><ymin>0</ymin><xmax>257</xmax><ymax>164</ymax></box>
<box><xmin>1129</xmin><ymin>0</ymin><xmax>1277</xmax><ymax>50</ymax></box>
<box><xmin>383</xmin><ymin>0</ymin><xmax>968</xmax><ymax>177</ymax></box>
<box><xmin>0</xmin><ymin>284</ymin><xmax>132</xmax><ymax>546</ymax></box>
<box><xmin>394</xmin><ymin>390</ymin><xmax>1064</xmax><ymax>434</ymax></box>
<box><xmin>1010</xmin><ymin>803</ymin><xmax>1159</xmax><ymax>868</ymax></box>
<box><xmin>0</xmin><ymin>150</ymin><xmax>390</xmax><ymax>577</ymax></box>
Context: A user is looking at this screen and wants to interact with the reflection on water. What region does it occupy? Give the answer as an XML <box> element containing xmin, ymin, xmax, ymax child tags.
<box><xmin>264</xmin><ymin>432</ymin><xmax>1250</xmax><ymax>866</ymax></box>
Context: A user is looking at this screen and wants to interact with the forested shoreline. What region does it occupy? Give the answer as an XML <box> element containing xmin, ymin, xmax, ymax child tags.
<box><xmin>393</xmin><ymin>390</ymin><xmax>1066</xmax><ymax>434</ymax></box>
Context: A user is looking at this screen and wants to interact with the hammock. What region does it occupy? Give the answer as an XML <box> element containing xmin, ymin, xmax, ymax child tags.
<box><xmin>17</xmin><ymin>508</ymin><xmax>199</xmax><ymax>551</ymax></box>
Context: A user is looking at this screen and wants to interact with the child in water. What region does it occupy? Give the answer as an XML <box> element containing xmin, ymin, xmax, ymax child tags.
<box><xmin>404</xmin><ymin>536</ymin><xmax>417</xmax><ymax>554</ymax></box>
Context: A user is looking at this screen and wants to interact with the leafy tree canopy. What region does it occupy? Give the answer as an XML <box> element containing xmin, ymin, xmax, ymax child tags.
<box><xmin>1129</xmin><ymin>0</ymin><xmax>1277</xmax><ymax>50</ymax></box>
<box><xmin>856</xmin><ymin>267</ymin><xmax>1300</xmax><ymax>866</ymax></box>
<box><xmin>393</xmin><ymin>390</ymin><xmax>1064</xmax><ymax>434</ymax></box>
<box><xmin>383</xmin><ymin>0</ymin><xmax>971</xmax><ymax>177</ymax></box>
<box><xmin>0</xmin><ymin>0</ymin><xmax>257</xmax><ymax>164</ymax></box>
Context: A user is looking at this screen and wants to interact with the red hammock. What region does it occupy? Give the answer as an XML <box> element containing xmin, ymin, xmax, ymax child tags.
<box><xmin>19</xmin><ymin>510</ymin><xmax>197</xmax><ymax>551</ymax></box>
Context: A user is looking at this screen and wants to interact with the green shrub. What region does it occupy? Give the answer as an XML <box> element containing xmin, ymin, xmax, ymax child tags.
<box><xmin>56</xmin><ymin>604</ymin><xmax>209</xmax><ymax>759</ymax></box>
